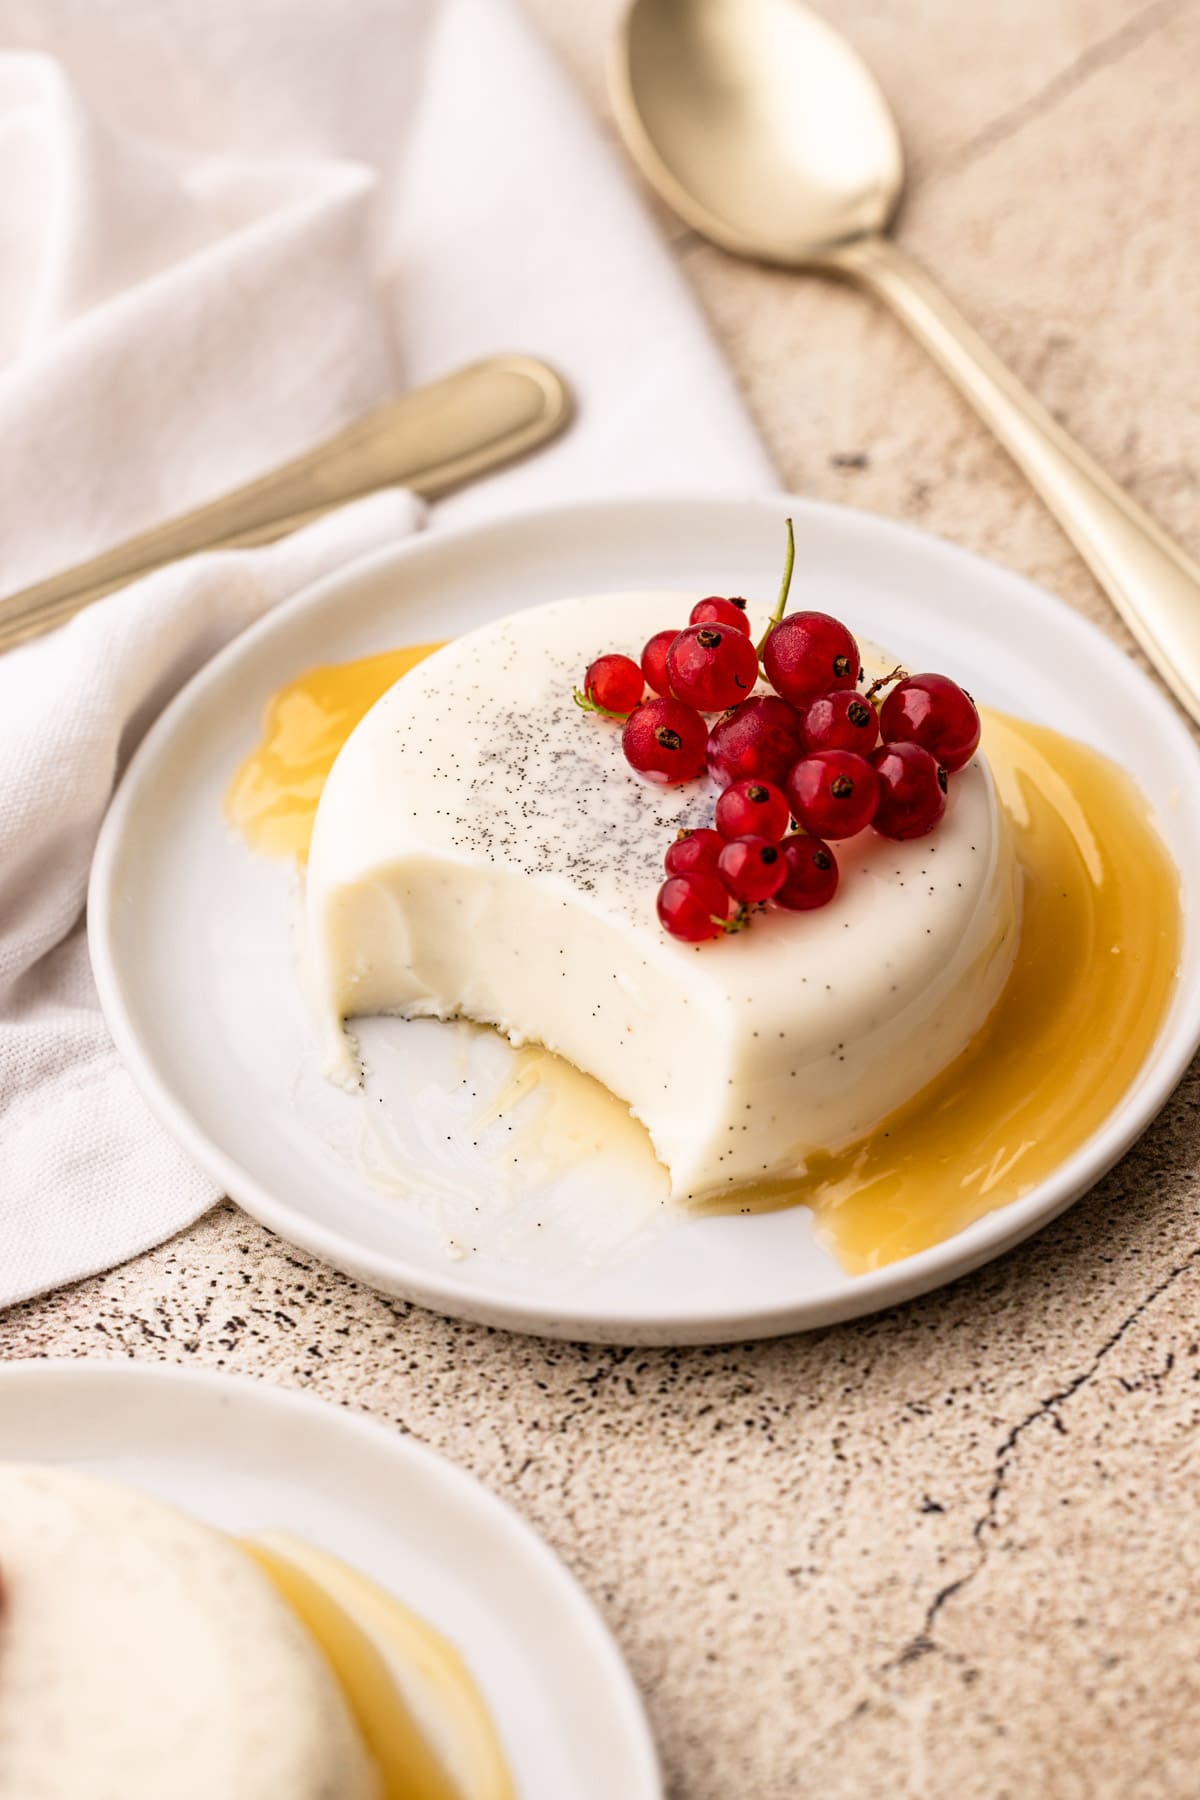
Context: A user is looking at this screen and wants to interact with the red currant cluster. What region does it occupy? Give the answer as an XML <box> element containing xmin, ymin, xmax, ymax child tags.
<box><xmin>575</xmin><ymin>522</ymin><xmax>981</xmax><ymax>943</ymax></box>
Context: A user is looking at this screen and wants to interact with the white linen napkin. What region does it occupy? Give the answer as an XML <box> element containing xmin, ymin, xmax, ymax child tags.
<box><xmin>0</xmin><ymin>0</ymin><xmax>773</xmax><ymax>1310</ymax></box>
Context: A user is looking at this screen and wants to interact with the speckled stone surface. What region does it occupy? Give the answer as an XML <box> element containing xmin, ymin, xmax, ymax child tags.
<box><xmin>5</xmin><ymin>4</ymin><xmax>1200</xmax><ymax>1795</ymax></box>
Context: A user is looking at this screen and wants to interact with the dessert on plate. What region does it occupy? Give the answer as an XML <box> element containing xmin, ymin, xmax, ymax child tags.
<box><xmin>221</xmin><ymin>515</ymin><xmax>1181</xmax><ymax>1270</ymax></box>
<box><xmin>305</xmin><ymin>525</ymin><xmax>1020</xmax><ymax>1206</ymax></box>
<box><xmin>0</xmin><ymin>1463</ymin><xmax>511</xmax><ymax>1800</ymax></box>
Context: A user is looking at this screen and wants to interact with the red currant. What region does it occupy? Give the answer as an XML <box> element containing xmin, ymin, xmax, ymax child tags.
<box><xmin>762</xmin><ymin>612</ymin><xmax>861</xmax><ymax>705</ymax></box>
<box><xmin>622</xmin><ymin>697</ymin><xmax>708</xmax><ymax>784</ymax></box>
<box><xmin>879</xmin><ymin>673</ymin><xmax>981</xmax><ymax>773</ymax></box>
<box><xmin>717</xmin><ymin>835</ymin><xmax>787</xmax><ymax>905</ymax></box>
<box><xmin>580</xmin><ymin>653</ymin><xmax>643</xmax><ymax>716</ymax></box>
<box><xmin>641</xmin><ymin>628</ymin><xmax>679</xmax><ymax>698</ymax></box>
<box><xmin>666</xmin><ymin>623</ymin><xmax>760</xmax><ymax>712</ymax></box>
<box><xmin>706</xmin><ymin>695</ymin><xmax>808</xmax><ymax>790</ymax></box>
<box><xmin>664</xmin><ymin>827</ymin><xmax>724</xmax><ymax>878</ymax></box>
<box><xmin>801</xmin><ymin>687</ymin><xmax>879</xmax><ymax>756</ymax></box>
<box><xmin>656</xmin><ymin>873</ymin><xmax>732</xmax><ymax>943</ymax></box>
<box><xmin>774</xmin><ymin>836</ymin><xmax>839</xmax><ymax>911</ymax></box>
<box><xmin>714</xmin><ymin>779</ymin><xmax>790</xmax><ymax>842</ymax></box>
<box><xmin>786</xmin><ymin>749</ymin><xmax>880</xmax><ymax>839</ymax></box>
<box><xmin>689</xmin><ymin>595</ymin><xmax>751</xmax><ymax>636</ymax></box>
<box><xmin>870</xmin><ymin>742</ymin><xmax>949</xmax><ymax>839</ymax></box>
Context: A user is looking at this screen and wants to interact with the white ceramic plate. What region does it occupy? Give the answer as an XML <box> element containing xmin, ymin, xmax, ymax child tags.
<box><xmin>0</xmin><ymin>1358</ymin><xmax>660</xmax><ymax>1796</ymax></box>
<box><xmin>89</xmin><ymin>495</ymin><xmax>1200</xmax><ymax>1344</ymax></box>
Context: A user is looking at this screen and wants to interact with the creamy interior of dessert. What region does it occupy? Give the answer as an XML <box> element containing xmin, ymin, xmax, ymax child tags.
<box><xmin>0</xmin><ymin>1465</ymin><xmax>512</xmax><ymax>1800</ymax></box>
<box><xmin>303</xmin><ymin>593</ymin><xmax>1021</xmax><ymax>1203</ymax></box>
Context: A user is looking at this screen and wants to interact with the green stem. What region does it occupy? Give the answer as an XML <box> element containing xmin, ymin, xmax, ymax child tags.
<box><xmin>573</xmin><ymin>687</ymin><xmax>630</xmax><ymax>723</ymax></box>
<box><xmin>715</xmin><ymin>905</ymin><xmax>752</xmax><ymax>935</ymax></box>
<box><xmin>756</xmin><ymin>517</ymin><xmax>795</xmax><ymax>658</ymax></box>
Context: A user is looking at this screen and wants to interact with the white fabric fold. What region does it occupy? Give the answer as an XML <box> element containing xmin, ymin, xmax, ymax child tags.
<box><xmin>0</xmin><ymin>0</ymin><xmax>773</xmax><ymax>1310</ymax></box>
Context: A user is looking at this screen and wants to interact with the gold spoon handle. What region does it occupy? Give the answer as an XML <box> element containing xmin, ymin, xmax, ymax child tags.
<box><xmin>0</xmin><ymin>353</ymin><xmax>570</xmax><ymax>652</ymax></box>
<box><xmin>837</xmin><ymin>235</ymin><xmax>1200</xmax><ymax>723</ymax></box>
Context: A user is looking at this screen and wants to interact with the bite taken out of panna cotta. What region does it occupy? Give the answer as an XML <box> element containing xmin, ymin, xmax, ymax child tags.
<box><xmin>305</xmin><ymin>592</ymin><xmax>1021</xmax><ymax>1205</ymax></box>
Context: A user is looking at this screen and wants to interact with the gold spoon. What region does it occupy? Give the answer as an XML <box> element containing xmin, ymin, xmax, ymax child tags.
<box><xmin>612</xmin><ymin>0</ymin><xmax>1200</xmax><ymax>725</ymax></box>
<box><xmin>0</xmin><ymin>354</ymin><xmax>570</xmax><ymax>652</ymax></box>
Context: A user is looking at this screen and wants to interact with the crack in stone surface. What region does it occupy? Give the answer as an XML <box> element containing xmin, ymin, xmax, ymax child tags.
<box><xmin>810</xmin><ymin>1246</ymin><xmax>1200</xmax><ymax>1751</ymax></box>
<box><xmin>902</xmin><ymin>1244</ymin><xmax>1200</xmax><ymax>1662</ymax></box>
<box><xmin>949</xmin><ymin>0</ymin><xmax>1185</xmax><ymax>173</ymax></box>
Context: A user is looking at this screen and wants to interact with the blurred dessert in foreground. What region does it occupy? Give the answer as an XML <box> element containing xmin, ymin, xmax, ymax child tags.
<box><xmin>0</xmin><ymin>1464</ymin><xmax>513</xmax><ymax>1800</ymax></box>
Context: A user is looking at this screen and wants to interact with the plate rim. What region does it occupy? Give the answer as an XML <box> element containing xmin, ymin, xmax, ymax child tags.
<box><xmin>88</xmin><ymin>490</ymin><xmax>1200</xmax><ymax>1342</ymax></box>
<box><xmin>0</xmin><ymin>1355</ymin><xmax>662</xmax><ymax>1795</ymax></box>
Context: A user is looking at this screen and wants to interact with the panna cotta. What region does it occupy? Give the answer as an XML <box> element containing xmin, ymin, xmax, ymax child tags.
<box><xmin>0</xmin><ymin>1464</ymin><xmax>514</xmax><ymax>1800</ymax></box>
<box><xmin>0</xmin><ymin>1465</ymin><xmax>376</xmax><ymax>1799</ymax></box>
<box><xmin>306</xmin><ymin>592</ymin><xmax>1021</xmax><ymax>1203</ymax></box>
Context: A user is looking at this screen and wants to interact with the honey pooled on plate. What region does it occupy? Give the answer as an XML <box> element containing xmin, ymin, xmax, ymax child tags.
<box><xmin>226</xmin><ymin>646</ymin><xmax>442</xmax><ymax>862</ymax></box>
<box><xmin>244</xmin><ymin>1534</ymin><xmax>515</xmax><ymax>1800</ymax></box>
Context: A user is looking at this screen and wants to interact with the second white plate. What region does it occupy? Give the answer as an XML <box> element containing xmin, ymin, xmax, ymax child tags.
<box><xmin>0</xmin><ymin>1359</ymin><xmax>660</xmax><ymax>1796</ymax></box>
<box><xmin>88</xmin><ymin>495</ymin><xmax>1200</xmax><ymax>1343</ymax></box>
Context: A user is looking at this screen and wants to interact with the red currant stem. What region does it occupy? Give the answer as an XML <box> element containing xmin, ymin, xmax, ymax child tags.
<box><xmin>755</xmin><ymin>516</ymin><xmax>795</xmax><ymax>658</ymax></box>
<box><xmin>572</xmin><ymin>686</ymin><xmax>631</xmax><ymax>723</ymax></box>
<box><xmin>864</xmin><ymin>665</ymin><xmax>908</xmax><ymax>706</ymax></box>
<box><xmin>713</xmin><ymin>905</ymin><xmax>752</xmax><ymax>934</ymax></box>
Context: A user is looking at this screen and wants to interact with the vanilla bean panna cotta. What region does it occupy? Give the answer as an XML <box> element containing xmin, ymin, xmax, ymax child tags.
<box><xmin>0</xmin><ymin>1464</ymin><xmax>512</xmax><ymax>1800</ymax></box>
<box><xmin>0</xmin><ymin>1466</ymin><xmax>375</xmax><ymax>1800</ymax></box>
<box><xmin>305</xmin><ymin>589</ymin><xmax>1021</xmax><ymax>1205</ymax></box>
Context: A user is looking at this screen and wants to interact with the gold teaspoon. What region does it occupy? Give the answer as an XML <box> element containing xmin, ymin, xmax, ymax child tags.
<box><xmin>613</xmin><ymin>0</ymin><xmax>1200</xmax><ymax>726</ymax></box>
<box><xmin>0</xmin><ymin>355</ymin><xmax>571</xmax><ymax>651</ymax></box>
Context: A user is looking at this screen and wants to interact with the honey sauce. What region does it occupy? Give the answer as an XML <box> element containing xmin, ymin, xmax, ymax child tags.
<box><xmin>244</xmin><ymin>1534</ymin><xmax>515</xmax><ymax>1800</ymax></box>
<box><xmin>227</xmin><ymin>646</ymin><xmax>443</xmax><ymax>862</ymax></box>
<box><xmin>229</xmin><ymin>651</ymin><xmax>1181</xmax><ymax>1273</ymax></box>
